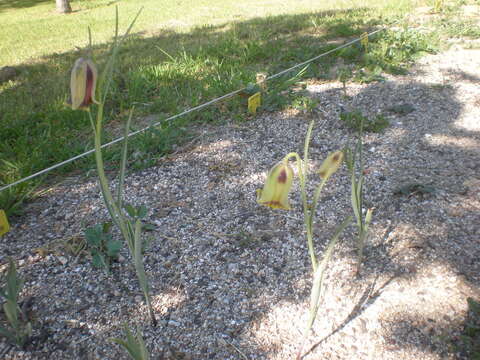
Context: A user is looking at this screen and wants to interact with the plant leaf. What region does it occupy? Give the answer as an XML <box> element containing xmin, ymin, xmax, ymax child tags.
<box><xmin>136</xmin><ymin>205</ymin><xmax>147</xmax><ymax>219</ymax></box>
<box><xmin>112</xmin><ymin>324</ymin><xmax>150</xmax><ymax>360</ymax></box>
<box><xmin>102</xmin><ymin>221</ymin><xmax>113</xmax><ymax>234</ymax></box>
<box><xmin>306</xmin><ymin>216</ymin><xmax>352</xmax><ymax>332</ymax></box>
<box><xmin>142</xmin><ymin>223</ymin><xmax>156</xmax><ymax>232</ymax></box>
<box><xmin>92</xmin><ymin>253</ymin><xmax>107</xmax><ymax>269</ymax></box>
<box><xmin>117</xmin><ymin>108</ymin><xmax>134</xmax><ymax>208</ymax></box>
<box><xmin>106</xmin><ymin>240</ymin><xmax>123</xmax><ymax>258</ymax></box>
<box><xmin>4</xmin><ymin>301</ymin><xmax>19</xmax><ymax>329</ymax></box>
<box><xmin>124</xmin><ymin>203</ymin><xmax>137</xmax><ymax>218</ymax></box>
<box><xmin>85</xmin><ymin>225</ymin><xmax>102</xmax><ymax>247</ymax></box>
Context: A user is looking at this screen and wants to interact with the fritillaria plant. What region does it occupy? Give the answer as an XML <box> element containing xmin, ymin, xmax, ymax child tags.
<box><xmin>67</xmin><ymin>9</ymin><xmax>156</xmax><ymax>326</ymax></box>
<box><xmin>345</xmin><ymin>126</ymin><xmax>373</xmax><ymax>276</ymax></box>
<box><xmin>257</xmin><ymin>120</ymin><xmax>351</xmax><ymax>358</ymax></box>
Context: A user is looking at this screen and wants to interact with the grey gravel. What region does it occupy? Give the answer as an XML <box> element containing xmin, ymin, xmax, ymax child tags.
<box><xmin>1</xmin><ymin>46</ymin><xmax>479</xmax><ymax>360</ymax></box>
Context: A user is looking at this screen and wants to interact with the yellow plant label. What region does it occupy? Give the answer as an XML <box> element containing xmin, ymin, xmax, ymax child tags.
<box><xmin>360</xmin><ymin>32</ymin><xmax>369</xmax><ymax>49</ymax></box>
<box><xmin>248</xmin><ymin>92</ymin><xmax>261</xmax><ymax>114</ymax></box>
<box><xmin>0</xmin><ymin>210</ymin><xmax>10</xmax><ymax>237</ymax></box>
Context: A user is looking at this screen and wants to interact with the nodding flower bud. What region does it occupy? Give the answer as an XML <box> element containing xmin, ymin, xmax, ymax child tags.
<box><xmin>318</xmin><ymin>150</ymin><xmax>344</xmax><ymax>180</ymax></box>
<box><xmin>69</xmin><ymin>58</ymin><xmax>98</xmax><ymax>110</ymax></box>
<box><xmin>257</xmin><ymin>161</ymin><xmax>294</xmax><ymax>210</ymax></box>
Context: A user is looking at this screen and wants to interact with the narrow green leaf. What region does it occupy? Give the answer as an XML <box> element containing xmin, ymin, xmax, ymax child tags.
<box><xmin>306</xmin><ymin>216</ymin><xmax>352</xmax><ymax>332</ymax></box>
<box><xmin>136</xmin><ymin>329</ymin><xmax>150</xmax><ymax>360</ymax></box>
<box><xmin>351</xmin><ymin>175</ymin><xmax>361</xmax><ymax>225</ymax></box>
<box><xmin>302</xmin><ymin>120</ymin><xmax>315</xmax><ymax>178</ymax></box>
<box><xmin>6</xmin><ymin>259</ymin><xmax>22</xmax><ymax>302</ymax></box>
<box><xmin>4</xmin><ymin>301</ymin><xmax>19</xmax><ymax>329</ymax></box>
<box><xmin>357</xmin><ymin>176</ymin><xmax>364</xmax><ymax>212</ymax></box>
<box><xmin>111</xmin><ymin>324</ymin><xmax>150</xmax><ymax>360</ymax></box>
<box><xmin>117</xmin><ymin>107</ymin><xmax>135</xmax><ymax>207</ymax></box>
<box><xmin>364</xmin><ymin>208</ymin><xmax>373</xmax><ymax>233</ymax></box>
<box><xmin>133</xmin><ymin>220</ymin><xmax>147</xmax><ymax>293</ymax></box>
<box><xmin>142</xmin><ymin>223</ymin><xmax>156</xmax><ymax>232</ymax></box>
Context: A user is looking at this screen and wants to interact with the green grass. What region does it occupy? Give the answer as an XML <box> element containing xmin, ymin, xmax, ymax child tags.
<box><xmin>0</xmin><ymin>0</ymin><xmax>412</xmax><ymax>67</ymax></box>
<box><xmin>0</xmin><ymin>0</ymin><xmax>463</xmax><ymax>215</ymax></box>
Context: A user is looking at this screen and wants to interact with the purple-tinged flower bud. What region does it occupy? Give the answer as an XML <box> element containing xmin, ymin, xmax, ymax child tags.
<box><xmin>318</xmin><ymin>150</ymin><xmax>344</xmax><ymax>180</ymax></box>
<box><xmin>69</xmin><ymin>58</ymin><xmax>98</xmax><ymax>110</ymax></box>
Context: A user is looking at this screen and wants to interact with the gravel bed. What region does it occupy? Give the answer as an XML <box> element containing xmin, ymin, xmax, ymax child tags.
<box><xmin>1</xmin><ymin>46</ymin><xmax>479</xmax><ymax>360</ymax></box>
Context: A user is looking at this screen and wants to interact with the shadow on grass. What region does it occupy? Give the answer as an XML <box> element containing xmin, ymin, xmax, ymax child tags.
<box><xmin>0</xmin><ymin>6</ymin><xmax>407</xmax><ymax>214</ymax></box>
<box><xmin>0</xmin><ymin>0</ymin><xmax>52</xmax><ymax>12</ymax></box>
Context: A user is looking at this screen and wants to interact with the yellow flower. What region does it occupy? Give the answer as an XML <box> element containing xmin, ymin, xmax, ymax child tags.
<box><xmin>318</xmin><ymin>150</ymin><xmax>344</xmax><ymax>180</ymax></box>
<box><xmin>257</xmin><ymin>161</ymin><xmax>294</xmax><ymax>210</ymax></box>
<box><xmin>70</xmin><ymin>58</ymin><xmax>99</xmax><ymax>110</ymax></box>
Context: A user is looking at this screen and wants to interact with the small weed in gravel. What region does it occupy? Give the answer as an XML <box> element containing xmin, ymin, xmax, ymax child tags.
<box><xmin>84</xmin><ymin>222</ymin><xmax>122</xmax><ymax>274</ymax></box>
<box><xmin>0</xmin><ymin>259</ymin><xmax>32</xmax><ymax>349</ymax></box>
<box><xmin>340</xmin><ymin>110</ymin><xmax>389</xmax><ymax>133</ymax></box>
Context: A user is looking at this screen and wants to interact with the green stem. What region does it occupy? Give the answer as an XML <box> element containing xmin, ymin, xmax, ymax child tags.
<box><xmin>90</xmin><ymin>108</ymin><xmax>132</xmax><ymax>253</ymax></box>
<box><xmin>357</xmin><ymin>229</ymin><xmax>366</xmax><ymax>274</ymax></box>
<box><xmin>283</xmin><ymin>151</ymin><xmax>317</xmax><ymax>270</ymax></box>
<box><xmin>134</xmin><ymin>219</ymin><xmax>156</xmax><ymax>326</ymax></box>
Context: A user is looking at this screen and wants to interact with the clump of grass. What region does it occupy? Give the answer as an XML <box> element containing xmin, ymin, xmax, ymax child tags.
<box><xmin>291</xmin><ymin>94</ymin><xmax>319</xmax><ymax>114</ymax></box>
<box><xmin>364</xmin><ymin>28</ymin><xmax>439</xmax><ymax>75</ymax></box>
<box><xmin>434</xmin><ymin>18</ymin><xmax>480</xmax><ymax>39</ymax></box>
<box><xmin>0</xmin><ymin>259</ymin><xmax>32</xmax><ymax>348</ymax></box>
<box><xmin>0</xmin><ymin>160</ymin><xmax>40</xmax><ymax>217</ymax></box>
<box><xmin>340</xmin><ymin>110</ymin><xmax>389</xmax><ymax>133</ymax></box>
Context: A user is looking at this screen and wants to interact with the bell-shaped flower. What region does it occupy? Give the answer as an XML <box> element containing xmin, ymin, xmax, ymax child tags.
<box><xmin>69</xmin><ymin>58</ymin><xmax>99</xmax><ymax>110</ymax></box>
<box><xmin>257</xmin><ymin>160</ymin><xmax>294</xmax><ymax>210</ymax></box>
<box><xmin>318</xmin><ymin>150</ymin><xmax>344</xmax><ymax>180</ymax></box>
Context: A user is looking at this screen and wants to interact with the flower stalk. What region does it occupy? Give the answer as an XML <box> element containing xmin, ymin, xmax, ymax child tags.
<box><xmin>257</xmin><ymin>119</ymin><xmax>351</xmax><ymax>359</ymax></box>
<box><xmin>69</xmin><ymin>9</ymin><xmax>156</xmax><ymax>326</ymax></box>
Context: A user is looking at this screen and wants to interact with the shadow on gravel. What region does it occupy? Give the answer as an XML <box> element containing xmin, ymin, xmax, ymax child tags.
<box><xmin>303</xmin><ymin>274</ymin><xmax>396</xmax><ymax>358</ymax></box>
<box><xmin>382</xmin><ymin>297</ymin><xmax>480</xmax><ymax>360</ymax></box>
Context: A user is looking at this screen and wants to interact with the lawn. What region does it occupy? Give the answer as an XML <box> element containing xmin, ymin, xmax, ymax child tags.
<box><xmin>0</xmin><ymin>0</ymin><xmax>413</xmax><ymax>66</ymax></box>
<box><xmin>2</xmin><ymin>0</ymin><xmax>478</xmax><ymax>215</ymax></box>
